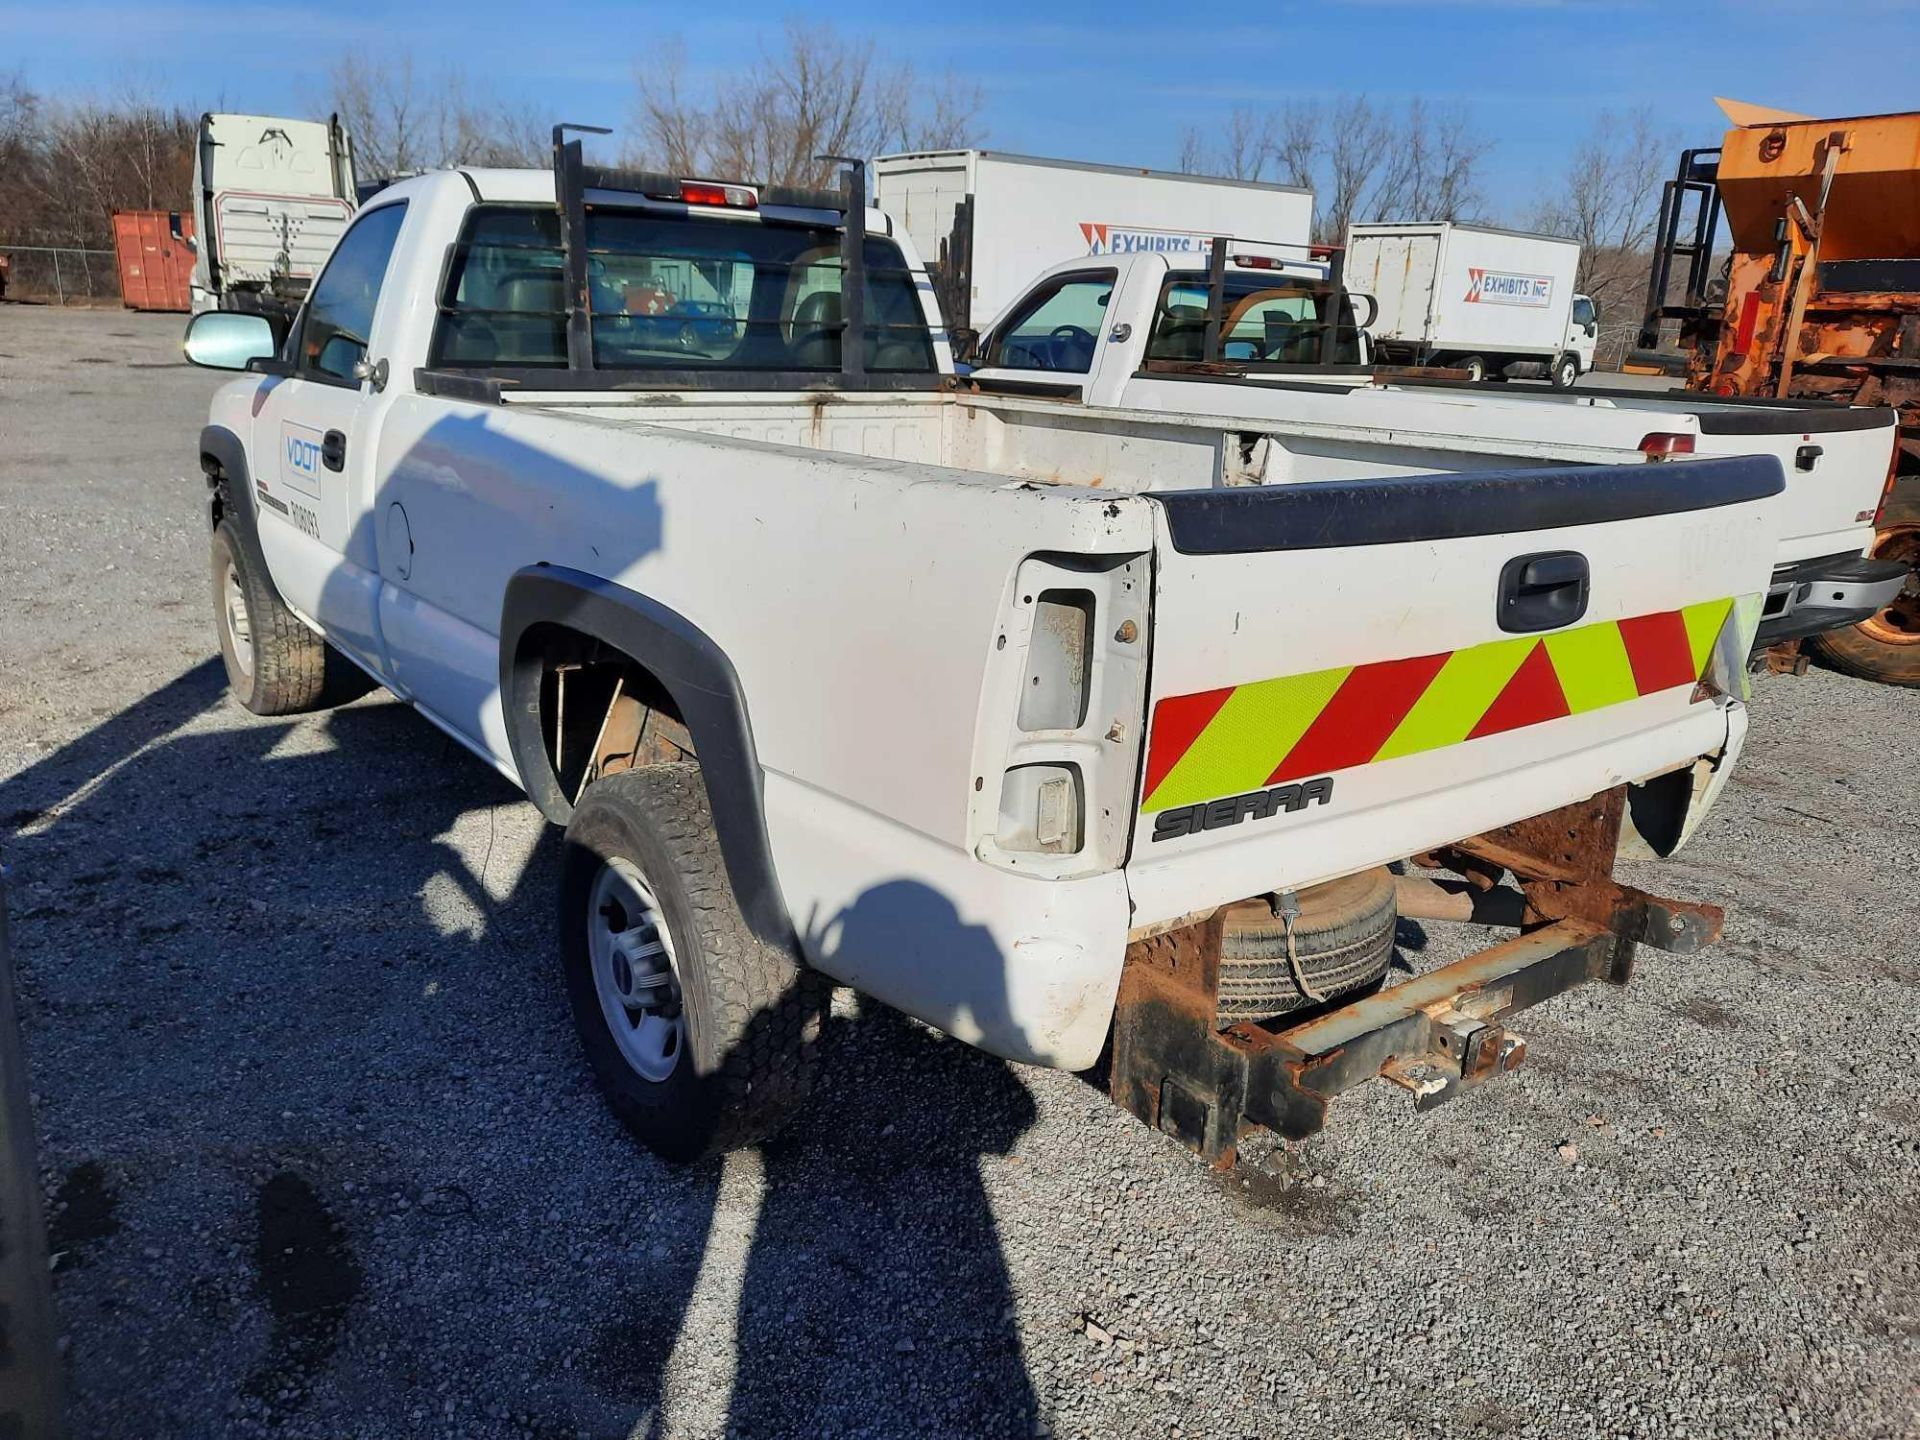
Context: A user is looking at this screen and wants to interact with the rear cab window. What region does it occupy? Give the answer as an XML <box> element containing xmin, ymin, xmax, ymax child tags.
<box><xmin>1145</xmin><ymin>273</ymin><xmax>1364</xmax><ymax>366</ymax></box>
<box><xmin>430</xmin><ymin>205</ymin><xmax>935</xmax><ymax>374</ymax></box>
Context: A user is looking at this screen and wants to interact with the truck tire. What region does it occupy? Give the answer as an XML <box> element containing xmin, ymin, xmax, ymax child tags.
<box><xmin>1806</xmin><ymin>476</ymin><xmax>1920</xmax><ymax>687</ymax></box>
<box><xmin>1458</xmin><ymin>355</ymin><xmax>1488</xmax><ymax>383</ymax></box>
<box><xmin>1215</xmin><ymin>867</ymin><xmax>1398</xmax><ymax>1022</ymax></box>
<box><xmin>1551</xmin><ymin>354</ymin><xmax>1580</xmax><ymax>389</ymax></box>
<box><xmin>0</xmin><ymin>882</ymin><xmax>63</xmax><ymax>1440</ymax></box>
<box><xmin>210</xmin><ymin>520</ymin><xmax>329</xmax><ymax>715</ymax></box>
<box><xmin>559</xmin><ymin>764</ymin><xmax>822</xmax><ymax>1161</ymax></box>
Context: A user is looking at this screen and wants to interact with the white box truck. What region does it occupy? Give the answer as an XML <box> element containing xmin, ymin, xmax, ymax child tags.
<box><xmin>1344</xmin><ymin>222</ymin><xmax>1597</xmax><ymax>387</ymax></box>
<box><xmin>873</xmin><ymin>148</ymin><xmax>1315</xmax><ymax>337</ymax></box>
<box><xmin>189</xmin><ymin>112</ymin><xmax>358</xmax><ymax>318</ymax></box>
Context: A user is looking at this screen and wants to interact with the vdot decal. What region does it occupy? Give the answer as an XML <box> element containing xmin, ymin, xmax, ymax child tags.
<box><xmin>279</xmin><ymin>421</ymin><xmax>326</xmax><ymax>503</ymax></box>
<box><xmin>1463</xmin><ymin>268</ymin><xmax>1554</xmax><ymax>307</ymax></box>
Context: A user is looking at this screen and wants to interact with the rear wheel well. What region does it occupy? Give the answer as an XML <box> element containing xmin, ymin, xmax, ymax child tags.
<box><xmin>520</xmin><ymin>625</ymin><xmax>697</xmax><ymax>808</ymax></box>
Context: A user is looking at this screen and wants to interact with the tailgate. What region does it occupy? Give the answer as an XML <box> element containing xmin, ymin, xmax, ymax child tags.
<box><xmin>1125</xmin><ymin>458</ymin><xmax>1781</xmax><ymax>928</ymax></box>
<box><xmin>1691</xmin><ymin>406</ymin><xmax>1898</xmax><ymax>565</ymax></box>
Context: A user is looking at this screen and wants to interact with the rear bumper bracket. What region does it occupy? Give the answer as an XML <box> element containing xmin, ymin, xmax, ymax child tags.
<box><xmin>1107</xmin><ymin>786</ymin><xmax>1724</xmax><ymax>1165</ymax></box>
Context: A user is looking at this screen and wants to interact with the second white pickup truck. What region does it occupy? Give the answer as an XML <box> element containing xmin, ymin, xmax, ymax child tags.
<box><xmin>968</xmin><ymin>249</ymin><xmax>1906</xmax><ymax>653</ymax></box>
<box><xmin>183</xmin><ymin>147</ymin><xmax>1780</xmax><ymax>1166</ymax></box>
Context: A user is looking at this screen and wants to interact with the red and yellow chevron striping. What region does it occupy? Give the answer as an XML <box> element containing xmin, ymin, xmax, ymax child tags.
<box><xmin>1140</xmin><ymin>595</ymin><xmax>1760</xmax><ymax>814</ymax></box>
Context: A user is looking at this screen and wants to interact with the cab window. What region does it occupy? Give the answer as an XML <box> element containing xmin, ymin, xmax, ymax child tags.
<box><xmin>1146</xmin><ymin>274</ymin><xmax>1363</xmax><ymax>365</ymax></box>
<box><xmin>983</xmin><ymin>272</ymin><xmax>1115</xmax><ymax>373</ymax></box>
<box><xmin>429</xmin><ymin>206</ymin><xmax>935</xmax><ymax>373</ymax></box>
<box><xmin>1572</xmin><ymin>296</ymin><xmax>1597</xmax><ymax>328</ymax></box>
<box><xmin>297</xmin><ymin>203</ymin><xmax>408</xmax><ymax>383</ymax></box>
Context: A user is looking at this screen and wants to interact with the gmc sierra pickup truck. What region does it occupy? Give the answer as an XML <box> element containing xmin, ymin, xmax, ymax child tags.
<box><xmin>183</xmin><ymin>146</ymin><xmax>1779</xmax><ymax>1165</ymax></box>
<box><xmin>969</xmin><ymin>250</ymin><xmax>1905</xmax><ymax>651</ymax></box>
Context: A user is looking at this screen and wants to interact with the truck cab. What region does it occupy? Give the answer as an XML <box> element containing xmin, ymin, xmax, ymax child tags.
<box><xmin>1567</xmin><ymin>292</ymin><xmax>1600</xmax><ymax>376</ymax></box>
<box><xmin>189</xmin><ymin>112</ymin><xmax>358</xmax><ymax>318</ymax></box>
<box><xmin>967</xmin><ymin>250</ymin><xmax>1372</xmax><ymax>403</ymax></box>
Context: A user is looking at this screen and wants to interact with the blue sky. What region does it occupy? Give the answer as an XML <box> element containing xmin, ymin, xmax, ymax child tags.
<box><xmin>6</xmin><ymin>0</ymin><xmax>1918</xmax><ymax>218</ymax></box>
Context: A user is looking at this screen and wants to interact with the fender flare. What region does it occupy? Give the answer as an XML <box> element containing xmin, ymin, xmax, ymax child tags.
<box><xmin>499</xmin><ymin>564</ymin><xmax>795</xmax><ymax>950</ymax></box>
<box><xmin>199</xmin><ymin>423</ymin><xmax>258</xmax><ymax>536</ymax></box>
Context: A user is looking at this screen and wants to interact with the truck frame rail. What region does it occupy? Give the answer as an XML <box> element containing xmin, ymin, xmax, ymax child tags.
<box><xmin>1109</xmin><ymin>787</ymin><xmax>1722</xmax><ymax>1164</ymax></box>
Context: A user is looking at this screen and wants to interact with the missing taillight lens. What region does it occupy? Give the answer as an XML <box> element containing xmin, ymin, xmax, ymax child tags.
<box><xmin>995</xmin><ymin>763</ymin><xmax>1084</xmax><ymax>854</ymax></box>
<box><xmin>1017</xmin><ymin>589</ymin><xmax>1094</xmax><ymax>731</ymax></box>
<box><xmin>1639</xmin><ymin>432</ymin><xmax>1696</xmax><ymax>460</ymax></box>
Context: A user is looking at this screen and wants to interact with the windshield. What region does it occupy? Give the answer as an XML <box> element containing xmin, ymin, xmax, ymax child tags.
<box><xmin>431</xmin><ymin>205</ymin><xmax>937</xmax><ymax>374</ymax></box>
<box><xmin>1145</xmin><ymin>274</ymin><xmax>1364</xmax><ymax>366</ymax></box>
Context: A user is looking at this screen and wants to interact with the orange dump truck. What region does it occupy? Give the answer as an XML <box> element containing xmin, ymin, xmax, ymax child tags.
<box><xmin>1636</xmin><ymin>99</ymin><xmax>1920</xmax><ymax>685</ymax></box>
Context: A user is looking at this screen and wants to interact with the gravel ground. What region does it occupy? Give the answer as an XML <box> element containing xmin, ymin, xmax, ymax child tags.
<box><xmin>2</xmin><ymin>304</ymin><xmax>1917</xmax><ymax>1440</ymax></box>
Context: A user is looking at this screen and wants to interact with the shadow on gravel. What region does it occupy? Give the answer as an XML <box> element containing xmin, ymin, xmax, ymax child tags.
<box><xmin>0</xmin><ymin>658</ymin><xmax>226</xmax><ymax>830</ymax></box>
<box><xmin>8</xmin><ymin>664</ymin><xmax>1045</xmax><ymax>1438</ymax></box>
<box><xmin>724</xmin><ymin>887</ymin><xmax>1040</xmax><ymax>1438</ymax></box>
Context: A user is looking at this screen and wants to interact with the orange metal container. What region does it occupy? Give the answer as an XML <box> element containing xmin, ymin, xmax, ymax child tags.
<box><xmin>111</xmin><ymin>210</ymin><xmax>195</xmax><ymax>312</ymax></box>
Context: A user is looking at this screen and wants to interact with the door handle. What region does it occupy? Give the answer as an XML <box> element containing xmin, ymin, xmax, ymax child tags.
<box><xmin>321</xmin><ymin>429</ymin><xmax>346</xmax><ymax>472</ymax></box>
<box><xmin>1497</xmin><ymin>550</ymin><xmax>1589</xmax><ymax>633</ymax></box>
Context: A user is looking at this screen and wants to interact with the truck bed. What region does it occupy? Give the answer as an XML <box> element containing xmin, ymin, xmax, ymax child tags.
<box><xmin>518</xmin><ymin>387</ymin><xmax>1615</xmax><ymax>492</ymax></box>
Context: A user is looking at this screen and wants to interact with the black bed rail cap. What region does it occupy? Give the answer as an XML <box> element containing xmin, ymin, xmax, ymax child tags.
<box><xmin>1158</xmin><ymin>454</ymin><xmax>1786</xmax><ymax>555</ymax></box>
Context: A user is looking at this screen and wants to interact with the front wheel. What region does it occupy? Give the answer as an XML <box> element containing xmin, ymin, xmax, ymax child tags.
<box><xmin>559</xmin><ymin>765</ymin><xmax>823</xmax><ymax>1161</ymax></box>
<box><xmin>1806</xmin><ymin>475</ymin><xmax>1920</xmax><ymax>686</ymax></box>
<box><xmin>211</xmin><ymin>520</ymin><xmax>329</xmax><ymax>714</ymax></box>
<box><xmin>1551</xmin><ymin>354</ymin><xmax>1579</xmax><ymax>389</ymax></box>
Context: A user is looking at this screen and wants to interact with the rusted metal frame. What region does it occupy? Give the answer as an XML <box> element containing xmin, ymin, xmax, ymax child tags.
<box><xmin>830</xmin><ymin>157</ymin><xmax>869</xmax><ymax>388</ymax></box>
<box><xmin>1316</xmin><ymin>246</ymin><xmax>1347</xmax><ymax>367</ymax></box>
<box><xmin>1201</xmin><ymin>237</ymin><xmax>1228</xmax><ymax>364</ymax></box>
<box><xmin>551</xmin><ymin>126</ymin><xmax>608</xmax><ymax>374</ymax></box>
<box><xmin>1776</xmin><ymin>132</ymin><xmax>1850</xmax><ymax>399</ymax></box>
<box><xmin>1444</xmin><ymin>786</ymin><xmax>1722</xmax><ymax>958</ymax></box>
<box><xmin>1245</xmin><ymin>919</ymin><xmax>1617</xmax><ymax>1134</ymax></box>
<box><xmin>1107</xmin><ymin>786</ymin><xmax>1725</xmax><ymax>1162</ymax></box>
<box><xmin>1108</xmin><ymin>916</ymin><xmax>1247</xmax><ymax>1165</ymax></box>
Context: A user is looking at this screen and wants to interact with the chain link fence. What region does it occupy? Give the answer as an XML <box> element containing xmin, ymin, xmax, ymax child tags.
<box><xmin>0</xmin><ymin>246</ymin><xmax>120</xmax><ymax>306</ymax></box>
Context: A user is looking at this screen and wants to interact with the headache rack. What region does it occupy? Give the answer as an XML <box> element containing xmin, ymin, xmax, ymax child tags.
<box><xmin>415</xmin><ymin>123</ymin><xmax>948</xmax><ymax>402</ymax></box>
<box><xmin>1140</xmin><ymin>235</ymin><xmax>1372</xmax><ymax>375</ymax></box>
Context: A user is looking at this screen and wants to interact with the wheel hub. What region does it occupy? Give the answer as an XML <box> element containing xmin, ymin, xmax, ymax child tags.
<box><xmin>223</xmin><ymin>563</ymin><xmax>255</xmax><ymax>677</ymax></box>
<box><xmin>587</xmin><ymin>858</ymin><xmax>684</xmax><ymax>1081</ymax></box>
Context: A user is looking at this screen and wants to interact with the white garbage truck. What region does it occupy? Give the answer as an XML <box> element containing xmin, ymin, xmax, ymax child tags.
<box><xmin>1345</xmin><ymin>221</ymin><xmax>1597</xmax><ymax>387</ymax></box>
<box><xmin>189</xmin><ymin>112</ymin><xmax>358</xmax><ymax>318</ymax></box>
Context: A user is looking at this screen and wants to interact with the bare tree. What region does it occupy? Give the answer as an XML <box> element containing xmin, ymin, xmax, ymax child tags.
<box><xmin>326</xmin><ymin>52</ymin><xmax>546</xmax><ymax>180</ymax></box>
<box><xmin>1319</xmin><ymin>96</ymin><xmax>1393</xmax><ymax>244</ymax></box>
<box><xmin>1178</xmin><ymin>95</ymin><xmax>1492</xmax><ymax>243</ymax></box>
<box><xmin>1</xmin><ymin>84</ymin><xmax>194</xmax><ymax>249</ymax></box>
<box><xmin>1272</xmin><ymin>103</ymin><xmax>1320</xmax><ymax>192</ymax></box>
<box><xmin>1371</xmin><ymin>99</ymin><xmax>1489</xmax><ymax>225</ymax></box>
<box><xmin>1533</xmin><ymin>106</ymin><xmax>1676</xmax><ymax>311</ymax></box>
<box><xmin>628</xmin><ymin>21</ymin><xmax>984</xmax><ymax>188</ymax></box>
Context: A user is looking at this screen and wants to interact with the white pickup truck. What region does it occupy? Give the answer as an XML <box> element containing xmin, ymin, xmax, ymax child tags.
<box><xmin>968</xmin><ymin>250</ymin><xmax>1907</xmax><ymax>652</ymax></box>
<box><xmin>183</xmin><ymin>151</ymin><xmax>1781</xmax><ymax>1165</ymax></box>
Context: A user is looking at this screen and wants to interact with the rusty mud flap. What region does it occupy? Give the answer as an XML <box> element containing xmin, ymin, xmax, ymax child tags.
<box><xmin>1108</xmin><ymin>788</ymin><xmax>1724</xmax><ymax>1166</ymax></box>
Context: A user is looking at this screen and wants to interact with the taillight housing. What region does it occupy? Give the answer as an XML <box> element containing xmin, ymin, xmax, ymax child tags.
<box><xmin>1638</xmin><ymin>432</ymin><xmax>1696</xmax><ymax>461</ymax></box>
<box><xmin>968</xmin><ymin>554</ymin><xmax>1151</xmax><ymax>878</ymax></box>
